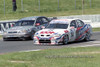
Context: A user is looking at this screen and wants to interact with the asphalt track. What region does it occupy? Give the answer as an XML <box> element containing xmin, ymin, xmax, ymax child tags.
<box><xmin>0</xmin><ymin>32</ymin><xmax>100</xmax><ymax>54</ymax></box>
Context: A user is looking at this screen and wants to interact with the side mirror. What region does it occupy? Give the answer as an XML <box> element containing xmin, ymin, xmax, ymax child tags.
<box><xmin>41</xmin><ymin>26</ymin><xmax>45</xmax><ymax>29</ymax></box>
<box><xmin>70</xmin><ymin>26</ymin><xmax>75</xmax><ymax>29</ymax></box>
<box><xmin>35</xmin><ymin>23</ymin><xmax>40</xmax><ymax>26</ymax></box>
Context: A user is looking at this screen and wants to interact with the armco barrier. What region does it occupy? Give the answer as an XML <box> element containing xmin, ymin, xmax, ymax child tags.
<box><xmin>57</xmin><ymin>15</ymin><xmax>100</xmax><ymax>22</ymax></box>
<box><xmin>57</xmin><ymin>15</ymin><xmax>100</xmax><ymax>28</ymax></box>
<box><xmin>0</xmin><ymin>15</ymin><xmax>100</xmax><ymax>34</ymax></box>
<box><xmin>0</xmin><ymin>20</ymin><xmax>17</xmax><ymax>34</ymax></box>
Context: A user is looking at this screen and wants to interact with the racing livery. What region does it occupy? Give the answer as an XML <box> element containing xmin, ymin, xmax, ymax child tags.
<box><xmin>33</xmin><ymin>19</ymin><xmax>92</xmax><ymax>45</ymax></box>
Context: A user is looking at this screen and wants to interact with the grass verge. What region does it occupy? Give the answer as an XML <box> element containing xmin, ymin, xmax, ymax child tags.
<box><xmin>0</xmin><ymin>35</ymin><xmax>2</xmax><ymax>39</ymax></box>
<box><xmin>92</xmin><ymin>27</ymin><xmax>100</xmax><ymax>32</ymax></box>
<box><xmin>0</xmin><ymin>0</ymin><xmax>100</xmax><ymax>20</ymax></box>
<box><xmin>0</xmin><ymin>47</ymin><xmax>100</xmax><ymax>67</ymax></box>
<box><xmin>1</xmin><ymin>8</ymin><xmax>100</xmax><ymax>20</ymax></box>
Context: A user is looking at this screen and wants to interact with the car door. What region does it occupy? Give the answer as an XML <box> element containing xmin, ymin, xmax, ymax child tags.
<box><xmin>70</xmin><ymin>20</ymin><xmax>77</xmax><ymax>41</ymax></box>
<box><xmin>75</xmin><ymin>19</ymin><xmax>85</xmax><ymax>40</ymax></box>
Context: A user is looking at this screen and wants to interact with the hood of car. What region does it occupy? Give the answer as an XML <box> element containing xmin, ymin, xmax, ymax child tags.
<box><xmin>37</xmin><ymin>29</ymin><xmax>68</xmax><ymax>35</ymax></box>
<box><xmin>6</xmin><ymin>26</ymin><xmax>34</xmax><ymax>31</ymax></box>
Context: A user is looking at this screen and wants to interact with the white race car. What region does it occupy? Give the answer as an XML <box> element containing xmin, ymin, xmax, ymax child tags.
<box><xmin>33</xmin><ymin>19</ymin><xmax>92</xmax><ymax>45</ymax></box>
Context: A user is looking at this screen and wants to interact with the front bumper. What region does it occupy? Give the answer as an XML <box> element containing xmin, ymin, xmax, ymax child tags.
<box><xmin>33</xmin><ymin>36</ymin><xmax>63</xmax><ymax>45</ymax></box>
<box><xmin>3</xmin><ymin>33</ymin><xmax>30</xmax><ymax>39</ymax></box>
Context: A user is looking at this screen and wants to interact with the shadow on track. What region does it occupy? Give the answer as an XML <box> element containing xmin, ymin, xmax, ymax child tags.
<box><xmin>34</xmin><ymin>39</ymin><xmax>97</xmax><ymax>46</ymax></box>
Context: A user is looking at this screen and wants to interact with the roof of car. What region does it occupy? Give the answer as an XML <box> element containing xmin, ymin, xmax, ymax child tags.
<box><xmin>18</xmin><ymin>16</ymin><xmax>44</xmax><ymax>21</ymax></box>
<box><xmin>50</xmin><ymin>19</ymin><xmax>76</xmax><ymax>24</ymax></box>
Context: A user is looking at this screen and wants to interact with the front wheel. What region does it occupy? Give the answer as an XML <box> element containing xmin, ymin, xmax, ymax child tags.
<box><xmin>31</xmin><ymin>31</ymin><xmax>35</xmax><ymax>40</ymax></box>
<box><xmin>3</xmin><ymin>38</ymin><xmax>7</xmax><ymax>41</ymax></box>
<box><xmin>21</xmin><ymin>38</ymin><xmax>27</xmax><ymax>41</ymax></box>
<box><xmin>63</xmin><ymin>35</ymin><xmax>69</xmax><ymax>45</ymax></box>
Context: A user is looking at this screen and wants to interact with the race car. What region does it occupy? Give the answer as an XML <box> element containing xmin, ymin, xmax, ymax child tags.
<box><xmin>3</xmin><ymin>16</ymin><xmax>50</xmax><ymax>41</ymax></box>
<box><xmin>33</xmin><ymin>19</ymin><xmax>92</xmax><ymax>45</ymax></box>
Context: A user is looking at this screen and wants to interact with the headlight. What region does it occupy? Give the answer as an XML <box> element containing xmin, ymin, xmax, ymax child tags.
<box><xmin>34</xmin><ymin>33</ymin><xmax>39</xmax><ymax>36</ymax></box>
<box><xmin>3</xmin><ymin>31</ymin><xmax>7</xmax><ymax>34</ymax></box>
<box><xmin>54</xmin><ymin>34</ymin><xmax>61</xmax><ymax>37</ymax></box>
<box><xmin>27</xmin><ymin>29</ymin><xmax>31</xmax><ymax>32</ymax></box>
<box><xmin>21</xmin><ymin>29</ymin><xmax>31</xmax><ymax>33</ymax></box>
<box><xmin>21</xmin><ymin>30</ymin><xmax>27</xmax><ymax>33</ymax></box>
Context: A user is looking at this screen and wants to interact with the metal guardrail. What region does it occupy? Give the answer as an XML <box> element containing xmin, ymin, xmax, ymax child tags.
<box><xmin>57</xmin><ymin>15</ymin><xmax>100</xmax><ymax>23</ymax></box>
<box><xmin>0</xmin><ymin>15</ymin><xmax>100</xmax><ymax>34</ymax></box>
<box><xmin>0</xmin><ymin>20</ymin><xmax>17</xmax><ymax>34</ymax></box>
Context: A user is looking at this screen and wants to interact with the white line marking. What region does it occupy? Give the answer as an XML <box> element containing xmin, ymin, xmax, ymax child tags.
<box><xmin>19</xmin><ymin>49</ymin><xmax>41</xmax><ymax>52</ymax></box>
<box><xmin>92</xmin><ymin>41</ymin><xmax>100</xmax><ymax>43</ymax></box>
<box><xmin>72</xmin><ymin>44</ymin><xmax>100</xmax><ymax>48</ymax></box>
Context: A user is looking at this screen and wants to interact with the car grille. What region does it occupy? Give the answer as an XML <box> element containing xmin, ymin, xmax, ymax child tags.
<box><xmin>8</xmin><ymin>31</ymin><xmax>17</xmax><ymax>33</ymax></box>
<box><xmin>39</xmin><ymin>39</ymin><xmax>51</xmax><ymax>43</ymax></box>
<box><xmin>41</xmin><ymin>35</ymin><xmax>50</xmax><ymax>37</ymax></box>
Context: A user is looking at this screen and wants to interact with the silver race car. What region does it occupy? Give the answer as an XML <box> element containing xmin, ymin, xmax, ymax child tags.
<box><xmin>3</xmin><ymin>16</ymin><xmax>50</xmax><ymax>41</ymax></box>
<box><xmin>34</xmin><ymin>19</ymin><xmax>92</xmax><ymax>45</ymax></box>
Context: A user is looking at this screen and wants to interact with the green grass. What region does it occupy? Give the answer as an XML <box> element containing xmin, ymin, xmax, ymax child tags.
<box><xmin>0</xmin><ymin>35</ymin><xmax>2</xmax><ymax>38</ymax></box>
<box><xmin>0</xmin><ymin>47</ymin><xmax>100</xmax><ymax>67</ymax></box>
<box><xmin>0</xmin><ymin>0</ymin><xmax>100</xmax><ymax>20</ymax></box>
<box><xmin>92</xmin><ymin>27</ymin><xmax>100</xmax><ymax>32</ymax></box>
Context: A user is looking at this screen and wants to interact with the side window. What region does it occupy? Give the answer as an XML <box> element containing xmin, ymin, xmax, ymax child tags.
<box><xmin>76</xmin><ymin>20</ymin><xmax>84</xmax><ymax>27</ymax></box>
<box><xmin>36</xmin><ymin>18</ymin><xmax>43</xmax><ymax>25</ymax></box>
<box><xmin>70</xmin><ymin>20</ymin><xmax>77</xmax><ymax>28</ymax></box>
<box><xmin>41</xmin><ymin>18</ymin><xmax>49</xmax><ymax>24</ymax></box>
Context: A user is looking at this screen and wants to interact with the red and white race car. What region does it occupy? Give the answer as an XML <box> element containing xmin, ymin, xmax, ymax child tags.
<box><xmin>33</xmin><ymin>19</ymin><xmax>92</xmax><ymax>45</ymax></box>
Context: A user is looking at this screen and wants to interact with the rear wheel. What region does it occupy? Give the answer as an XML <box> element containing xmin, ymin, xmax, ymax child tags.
<box><xmin>84</xmin><ymin>32</ymin><xmax>91</xmax><ymax>41</ymax></box>
<box><xmin>63</xmin><ymin>35</ymin><xmax>69</xmax><ymax>45</ymax></box>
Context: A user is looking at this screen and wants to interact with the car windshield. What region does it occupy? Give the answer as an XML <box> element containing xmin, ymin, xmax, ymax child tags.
<box><xmin>46</xmin><ymin>24</ymin><xmax>68</xmax><ymax>29</ymax></box>
<box><xmin>15</xmin><ymin>20</ymin><xmax>35</xmax><ymax>26</ymax></box>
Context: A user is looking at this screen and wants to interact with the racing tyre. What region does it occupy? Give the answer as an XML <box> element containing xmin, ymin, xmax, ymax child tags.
<box><xmin>31</xmin><ymin>31</ymin><xmax>35</xmax><ymax>40</ymax></box>
<box><xmin>84</xmin><ymin>32</ymin><xmax>91</xmax><ymax>41</ymax></box>
<box><xmin>3</xmin><ymin>38</ymin><xmax>7</xmax><ymax>41</ymax></box>
<box><xmin>21</xmin><ymin>38</ymin><xmax>27</xmax><ymax>41</ymax></box>
<box><xmin>63</xmin><ymin>35</ymin><xmax>69</xmax><ymax>45</ymax></box>
<box><xmin>31</xmin><ymin>35</ymin><xmax>34</xmax><ymax>40</ymax></box>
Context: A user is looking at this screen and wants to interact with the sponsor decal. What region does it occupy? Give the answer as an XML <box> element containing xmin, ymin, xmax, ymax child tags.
<box><xmin>76</xmin><ymin>28</ymin><xmax>89</xmax><ymax>41</ymax></box>
<box><xmin>76</xmin><ymin>27</ymin><xmax>82</xmax><ymax>31</ymax></box>
<box><xmin>40</xmin><ymin>31</ymin><xmax>55</xmax><ymax>34</ymax></box>
<box><xmin>64</xmin><ymin>30</ymin><xmax>68</xmax><ymax>33</ymax></box>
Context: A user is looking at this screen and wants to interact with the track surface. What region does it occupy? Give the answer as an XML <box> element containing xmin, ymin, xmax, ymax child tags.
<box><xmin>0</xmin><ymin>32</ymin><xmax>100</xmax><ymax>54</ymax></box>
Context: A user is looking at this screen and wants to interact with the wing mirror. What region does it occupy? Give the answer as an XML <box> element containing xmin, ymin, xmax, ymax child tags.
<box><xmin>41</xmin><ymin>26</ymin><xmax>45</xmax><ymax>29</ymax></box>
<box><xmin>70</xmin><ymin>26</ymin><xmax>75</xmax><ymax>29</ymax></box>
<box><xmin>35</xmin><ymin>23</ymin><xmax>40</xmax><ymax>26</ymax></box>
